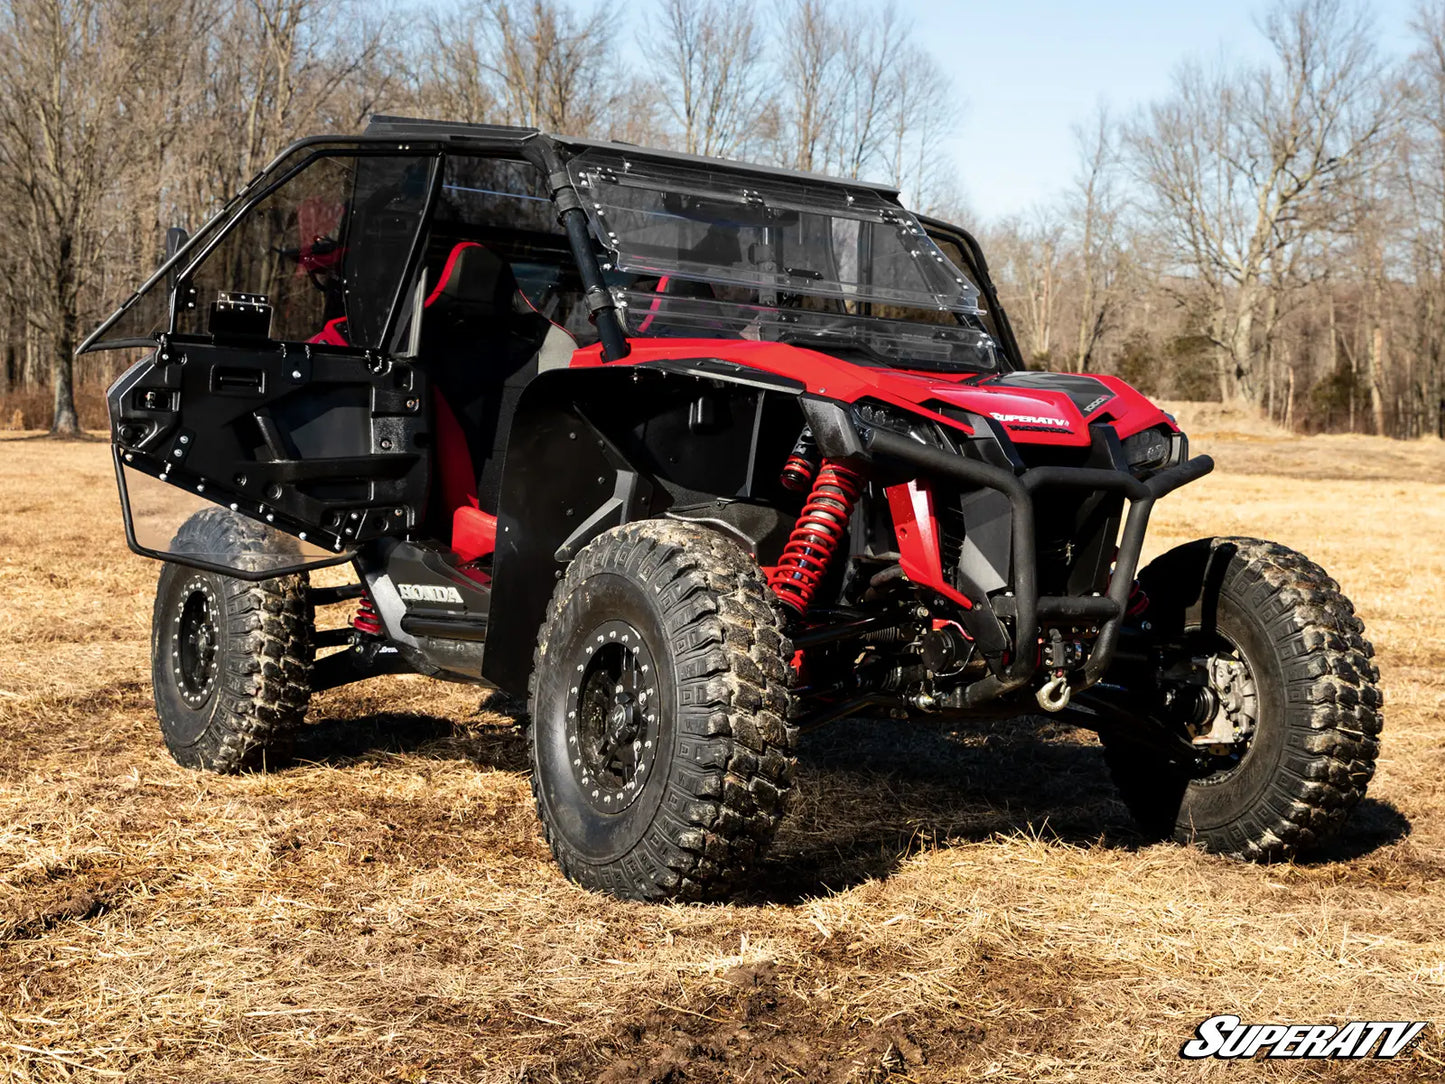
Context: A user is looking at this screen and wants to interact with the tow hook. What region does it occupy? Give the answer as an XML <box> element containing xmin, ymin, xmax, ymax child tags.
<box><xmin>1036</xmin><ymin>672</ymin><xmax>1072</xmax><ymax>712</ymax></box>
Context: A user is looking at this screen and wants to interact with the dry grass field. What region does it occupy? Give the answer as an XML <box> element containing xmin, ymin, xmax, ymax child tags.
<box><xmin>1</xmin><ymin>426</ymin><xmax>1443</xmax><ymax>1083</ymax></box>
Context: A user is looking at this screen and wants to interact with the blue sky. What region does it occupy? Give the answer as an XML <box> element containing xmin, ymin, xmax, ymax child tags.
<box><xmin>912</xmin><ymin>0</ymin><xmax>1422</xmax><ymax>221</ymax></box>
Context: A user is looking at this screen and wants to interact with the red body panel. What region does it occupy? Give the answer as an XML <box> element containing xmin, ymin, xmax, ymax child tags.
<box><xmin>886</xmin><ymin>481</ymin><xmax>972</xmax><ymax>610</ymax></box>
<box><xmin>568</xmin><ymin>339</ymin><xmax>1175</xmax><ymax>444</ymax></box>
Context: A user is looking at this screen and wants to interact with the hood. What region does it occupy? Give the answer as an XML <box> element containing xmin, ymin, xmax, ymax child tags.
<box><xmin>575</xmin><ymin>339</ymin><xmax>1177</xmax><ymax>446</ymax></box>
<box><xmin>908</xmin><ymin>371</ymin><xmax>1176</xmax><ymax>446</ymax></box>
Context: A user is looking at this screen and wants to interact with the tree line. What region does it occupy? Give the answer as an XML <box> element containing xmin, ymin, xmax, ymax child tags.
<box><xmin>0</xmin><ymin>0</ymin><xmax>958</xmax><ymax>433</ymax></box>
<box><xmin>987</xmin><ymin>0</ymin><xmax>1445</xmax><ymax>439</ymax></box>
<box><xmin>2</xmin><ymin>0</ymin><xmax>1443</xmax><ymax>441</ymax></box>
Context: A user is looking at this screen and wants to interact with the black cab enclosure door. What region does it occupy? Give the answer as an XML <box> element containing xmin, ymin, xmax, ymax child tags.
<box><xmin>111</xmin><ymin>340</ymin><xmax>428</xmax><ymax>571</ymax></box>
<box><xmin>104</xmin><ymin>148</ymin><xmax>438</xmax><ymax>576</ymax></box>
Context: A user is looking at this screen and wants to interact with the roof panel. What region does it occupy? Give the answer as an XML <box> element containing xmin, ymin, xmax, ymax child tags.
<box><xmin>362</xmin><ymin>115</ymin><xmax>900</xmax><ymax>199</ymax></box>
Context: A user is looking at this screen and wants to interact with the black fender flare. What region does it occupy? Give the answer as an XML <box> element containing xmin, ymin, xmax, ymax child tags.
<box><xmin>481</xmin><ymin>363</ymin><xmax>806</xmax><ymax>695</ymax></box>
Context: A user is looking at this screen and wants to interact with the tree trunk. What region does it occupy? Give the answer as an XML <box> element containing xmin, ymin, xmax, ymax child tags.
<box><xmin>1367</xmin><ymin>272</ymin><xmax>1387</xmax><ymax>436</ymax></box>
<box><xmin>1223</xmin><ymin>298</ymin><xmax>1255</xmax><ymax>402</ymax></box>
<box><xmin>50</xmin><ymin>235</ymin><xmax>81</xmax><ymax>436</ymax></box>
<box><xmin>50</xmin><ymin>350</ymin><xmax>80</xmax><ymax>435</ymax></box>
<box><xmin>1285</xmin><ymin>364</ymin><xmax>1296</xmax><ymax>431</ymax></box>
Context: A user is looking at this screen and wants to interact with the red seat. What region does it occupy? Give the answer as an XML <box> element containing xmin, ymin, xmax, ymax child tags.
<box><xmin>426</xmin><ymin>242</ymin><xmax>498</xmax><ymax>566</ymax></box>
<box><xmin>308</xmin><ymin>242</ymin><xmax>500</xmax><ymax>568</ymax></box>
<box><xmin>433</xmin><ymin>390</ymin><xmax>496</xmax><ymax>564</ymax></box>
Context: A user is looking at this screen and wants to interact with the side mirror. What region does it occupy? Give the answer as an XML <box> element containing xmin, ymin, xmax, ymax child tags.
<box><xmin>165</xmin><ymin>226</ymin><xmax>190</xmax><ymax>262</ymax></box>
<box><xmin>165</xmin><ymin>226</ymin><xmax>190</xmax><ymax>292</ymax></box>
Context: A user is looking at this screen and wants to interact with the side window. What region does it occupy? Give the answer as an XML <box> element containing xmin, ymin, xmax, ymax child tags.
<box><xmin>422</xmin><ymin>156</ymin><xmax>594</xmax><ymax>342</ymax></box>
<box><xmin>176</xmin><ymin>154</ymin><xmax>432</xmax><ymax>348</ymax></box>
<box><xmin>343</xmin><ymin>157</ymin><xmax>435</xmax><ymax>347</ymax></box>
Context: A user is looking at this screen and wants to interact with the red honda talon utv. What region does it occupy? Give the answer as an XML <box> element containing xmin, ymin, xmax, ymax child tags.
<box><xmin>90</xmin><ymin>116</ymin><xmax>1382</xmax><ymax>901</ymax></box>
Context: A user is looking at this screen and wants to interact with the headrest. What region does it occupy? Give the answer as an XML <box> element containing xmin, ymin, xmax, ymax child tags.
<box><xmin>426</xmin><ymin>242</ymin><xmax>515</xmax><ymax>314</ymax></box>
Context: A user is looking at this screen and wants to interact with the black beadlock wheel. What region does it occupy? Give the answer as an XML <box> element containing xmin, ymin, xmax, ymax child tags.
<box><xmin>151</xmin><ymin>509</ymin><xmax>314</xmax><ymax>773</ymax></box>
<box><xmin>1102</xmin><ymin>537</ymin><xmax>1383</xmax><ymax>860</ymax></box>
<box><xmin>528</xmin><ymin>520</ymin><xmax>797</xmax><ymax>902</ymax></box>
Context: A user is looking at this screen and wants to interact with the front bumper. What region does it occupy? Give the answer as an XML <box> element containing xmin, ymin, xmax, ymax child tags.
<box><xmin>864</xmin><ymin>426</ymin><xmax>1215</xmax><ymax>705</ymax></box>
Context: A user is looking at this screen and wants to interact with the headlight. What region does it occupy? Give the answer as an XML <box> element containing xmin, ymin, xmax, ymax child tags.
<box><xmin>1122</xmin><ymin>426</ymin><xmax>1173</xmax><ymax>472</ymax></box>
<box><xmin>853</xmin><ymin>400</ymin><xmax>952</xmax><ymax>450</ymax></box>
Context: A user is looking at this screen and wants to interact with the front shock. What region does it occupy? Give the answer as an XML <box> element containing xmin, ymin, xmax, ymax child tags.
<box><xmin>779</xmin><ymin>426</ymin><xmax>820</xmax><ymax>493</ymax></box>
<box><xmin>768</xmin><ymin>459</ymin><xmax>866</xmax><ymax>613</ymax></box>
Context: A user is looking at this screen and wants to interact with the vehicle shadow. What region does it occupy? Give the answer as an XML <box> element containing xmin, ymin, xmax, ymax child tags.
<box><xmin>750</xmin><ymin>715</ymin><xmax>1412</xmax><ymax>905</ymax></box>
<box><xmin>291</xmin><ymin>693</ymin><xmax>530</xmax><ymax>773</ymax></box>
<box><xmin>752</xmin><ymin>715</ymin><xmax>1125</xmax><ymax>903</ymax></box>
<box><xmin>1298</xmin><ymin>796</ymin><xmax>1412</xmax><ymax>863</ymax></box>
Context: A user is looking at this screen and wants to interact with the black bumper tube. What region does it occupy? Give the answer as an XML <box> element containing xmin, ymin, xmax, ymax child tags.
<box><xmin>863</xmin><ymin>427</ymin><xmax>1213</xmax><ymax>705</ymax></box>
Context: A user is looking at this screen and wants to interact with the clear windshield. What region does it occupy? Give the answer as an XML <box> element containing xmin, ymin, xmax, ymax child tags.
<box><xmin>569</xmin><ymin>149</ymin><xmax>997</xmax><ymax>371</ymax></box>
<box><xmin>615</xmin><ymin>290</ymin><xmax>997</xmax><ymax>369</ymax></box>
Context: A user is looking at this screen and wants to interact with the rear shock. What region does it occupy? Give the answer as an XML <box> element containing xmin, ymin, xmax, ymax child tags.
<box><xmin>352</xmin><ymin>595</ymin><xmax>383</xmax><ymax>636</ymax></box>
<box><xmin>769</xmin><ymin>459</ymin><xmax>866</xmax><ymax>613</ymax></box>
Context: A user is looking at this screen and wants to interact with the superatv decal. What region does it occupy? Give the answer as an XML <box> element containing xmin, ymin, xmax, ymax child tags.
<box><xmin>990</xmin><ymin>412</ymin><xmax>1071</xmax><ymax>428</ymax></box>
<box><xmin>1180</xmin><ymin>1016</ymin><xmax>1428</xmax><ymax>1059</ymax></box>
<box><xmin>398</xmin><ymin>583</ymin><xmax>466</xmax><ymax>605</ymax></box>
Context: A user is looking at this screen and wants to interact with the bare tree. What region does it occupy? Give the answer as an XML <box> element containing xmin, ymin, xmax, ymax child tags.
<box><xmin>1069</xmin><ymin>106</ymin><xmax>1125</xmax><ymax>373</ymax></box>
<box><xmin>778</xmin><ymin>0</ymin><xmax>842</xmax><ymax>172</ymax></box>
<box><xmin>178</xmin><ymin>0</ymin><xmax>392</xmax><ymax>229</ymax></box>
<box><xmin>835</xmin><ymin>4</ymin><xmax>904</xmax><ymax>178</ymax></box>
<box><xmin>1401</xmin><ymin>1</ymin><xmax>1445</xmax><ymax>438</ymax></box>
<box><xmin>0</xmin><ymin>0</ymin><xmax>153</xmax><ymax>433</ymax></box>
<box><xmin>645</xmin><ymin>0</ymin><xmax>770</xmax><ymax>157</ymax></box>
<box><xmin>1128</xmin><ymin>0</ymin><xmax>1389</xmax><ymax>402</ymax></box>
<box><xmin>480</xmin><ymin>0</ymin><xmax>614</xmax><ymax>132</ymax></box>
<box><xmin>886</xmin><ymin>44</ymin><xmax>957</xmax><ymax>210</ymax></box>
<box><xmin>989</xmin><ymin>212</ymin><xmax>1066</xmax><ymax>367</ymax></box>
<box><xmin>419</xmin><ymin>7</ymin><xmax>500</xmax><ymax>124</ymax></box>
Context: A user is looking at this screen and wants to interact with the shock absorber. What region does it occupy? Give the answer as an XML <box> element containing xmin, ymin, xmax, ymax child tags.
<box><xmin>779</xmin><ymin>426</ymin><xmax>820</xmax><ymax>492</ymax></box>
<box><xmin>769</xmin><ymin>459</ymin><xmax>866</xmax><ymax>613</ymax></box>
<box><xmin>352</xmin><ymin>595</ymin><xmax>383</xmax><ymax>636</ymax></box>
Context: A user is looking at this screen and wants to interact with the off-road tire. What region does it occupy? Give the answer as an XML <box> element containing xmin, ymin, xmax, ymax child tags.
<box><xmin>1102</xmin><ymin>537</ymin><xmax>1381</xmax><ymax>860</ymax></box>
<box><xmin>151</xmin><ymin>509</ymin><xmax>313</xmax><ymax>773</ymax></box>
<box><xmin>528</xmin><ymin>520</ymin><xmax>797</xmax><ymax>901</ymax></box>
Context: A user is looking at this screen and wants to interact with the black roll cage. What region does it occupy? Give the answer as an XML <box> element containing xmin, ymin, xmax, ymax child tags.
<box><xmin>81</xmin><ymin>120</ymin><xmax>971</xmax><ymax>366</ymax></box>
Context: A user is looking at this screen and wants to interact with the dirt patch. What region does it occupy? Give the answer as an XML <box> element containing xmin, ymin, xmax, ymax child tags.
<box><xmin>586</xmin><ymin>956</ymin><xmax>983</xmax><ymax>1084</ymax></box>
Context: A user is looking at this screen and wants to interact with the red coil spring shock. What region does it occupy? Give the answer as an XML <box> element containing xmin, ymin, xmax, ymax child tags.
<box><xmin>352</xmin><ymin>595</ymin><xmax>383</xmax><ymax>636</ymax></box>
<box><xmin>779</xmin><ymin>427</ymin><xmax>820</xmax><ymax>493</ymax></box>
<box><xmin>769</xmin><ymin>459</ymin><xmax>866</xmax><ymax>613</ymax></box>
<box><xmin>1126</xmin><ymin>581</ymin><xmax>1150</xmax><ymax>617</ymax></box>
